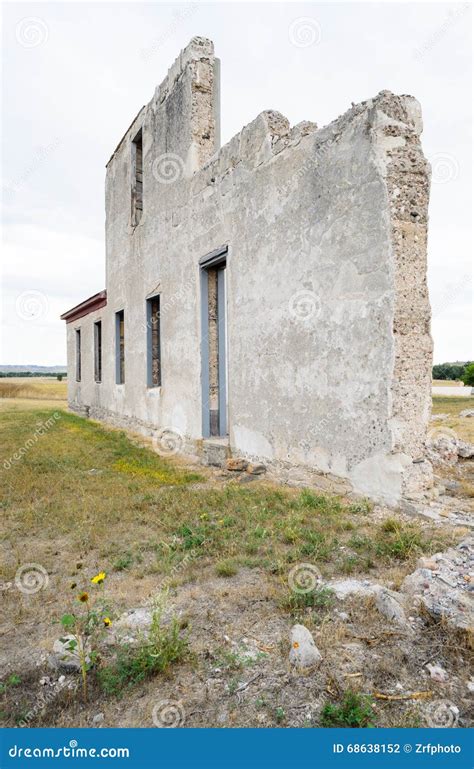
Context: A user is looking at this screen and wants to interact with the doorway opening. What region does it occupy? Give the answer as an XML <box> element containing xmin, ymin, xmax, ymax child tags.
<box><xmin>200</xmin><ymin>246</ymin><xmax>228</xmax><ymax>438</ymax></box>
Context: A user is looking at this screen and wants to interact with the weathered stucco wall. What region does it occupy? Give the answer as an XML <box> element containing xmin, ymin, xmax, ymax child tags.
<box><xmin>65</xmin><ymin>37</ymin><xmax>433</xmax><ymax>506</ymax></box>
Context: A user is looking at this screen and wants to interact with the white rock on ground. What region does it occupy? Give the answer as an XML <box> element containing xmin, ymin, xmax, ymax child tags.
<box><xmin>460</xmin><ymin>409</ymin><xmax>474</xmax><ymax>418</ymax></box>
<box><xmin>289</xmin><ymin>624</ymin><xmax>322</xmax><ymax>670</ymax></box>
<box><xmin>400</xmin><ymin>538</ymin><xmax>474</xmax><ymax>632</ymax></box>
<box><xmin>457</xmin><ymin>440</ymin><xmax>474</xmax><ymax>459</ymax></box>
<box><xmin>426</xmin><ymin>663</ymin><xmax>448</xmax><ymax>683</ymax></box>
<box><xmin>426</xmin><ymin>433</ymin><xmax>474</xmax><ymax>463</ymax></box>
<box><xmin>49</xmin><ymin>635</ymin><xmax>91</xmax><ymax>673</ymax></box>
<box><xmin>374</xmin><ymin>588</ymin><xmax>408</xmax><ymax>626</ymax></box>
<box><xmin>114</xmin><ymin>607</ymin><xmax>153</xmax><ymax>631</ymax></box>
<box><xmin>328</xmin><ymin>578</ymin><xmax>378</xmax><ymax>600</ymax></box>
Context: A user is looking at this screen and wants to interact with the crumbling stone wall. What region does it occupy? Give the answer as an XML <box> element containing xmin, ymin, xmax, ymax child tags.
<box><xmin>370</xmin><ymin>93</ymin><xmax>433</xmax><ymax>497</ymax></box>
<box><xmin>65</xmin><ymin>37</ymin><xmax>433</xmax><ymax>506</ymax></box>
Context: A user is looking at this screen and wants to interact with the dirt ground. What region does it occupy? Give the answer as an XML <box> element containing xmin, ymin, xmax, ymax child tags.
<box><xmin>0</xmin><ymin>389</ymin><xmax>473</xmax><ymax>729</ymax></box>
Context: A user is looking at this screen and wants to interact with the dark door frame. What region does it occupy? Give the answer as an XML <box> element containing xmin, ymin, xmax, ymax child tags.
<box><xmin>200</xmin><ymin>245</ymin><xmax>228</xmax><ymax>438</ymax></box>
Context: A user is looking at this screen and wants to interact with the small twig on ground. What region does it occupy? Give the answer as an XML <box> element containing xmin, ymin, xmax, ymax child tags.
<box><xmin>234</xmin><ymin>672</ymin><xmax>262</xmax><ymax>694</ymax></box>
<box><xmin>373</xmin><ymin>691</ymin><xmax>432</xmax><ymax>701</ymax></box>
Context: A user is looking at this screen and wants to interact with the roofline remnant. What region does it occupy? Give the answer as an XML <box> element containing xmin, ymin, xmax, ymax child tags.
<box><xmin>60</xmin><ymin>290</ymin><xmax>107</xmax><ymax>323</ymax></box>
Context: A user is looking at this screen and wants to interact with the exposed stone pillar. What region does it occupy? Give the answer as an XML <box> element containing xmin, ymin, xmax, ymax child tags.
<box><xmin>371</xmin><ymin>92</ymin><xmax>433</xmax><ymax>497</ymax></box>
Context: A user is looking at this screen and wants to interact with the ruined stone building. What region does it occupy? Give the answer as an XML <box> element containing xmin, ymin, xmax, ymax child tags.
<box><xmin>61</xmin><ymin>37</ymin><xmax>433</xmax><ymax>505</ymax></box>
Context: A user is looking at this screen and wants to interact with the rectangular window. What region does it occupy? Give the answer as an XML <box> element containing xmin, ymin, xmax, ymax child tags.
<box><xmin>75</xmin><ymin>329</ymin><xmax>81</xmax><ymax>382</ymax></box>
<box><xmin>115</xmin><ymin>310</ymin><xmax>125</xmax><ymax>384</ymax></box>
<box><xmin>131</xmin><ymin>129</ymin><xmax>143</xmax><ymax>225</ymax></box>
<box><xmin>147</xmin><ymin>295</ymin><xmax>161</xmax><ymax>387</ymax></box>
<box><xmin>94</xmin><ymin>321</ymin><xmax>102</xmax><ymax>383</ymax></box>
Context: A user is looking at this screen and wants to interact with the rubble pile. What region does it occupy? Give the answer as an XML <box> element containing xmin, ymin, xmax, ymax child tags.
<box><xmin>401</xmin><ymin>539</ymin><xmax>474</xmax><ymax>632</ymax></box>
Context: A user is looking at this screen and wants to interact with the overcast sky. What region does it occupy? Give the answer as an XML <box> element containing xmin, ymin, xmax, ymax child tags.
<box><xmin>1</xmin><ymin>1</ymin><xmax>472</xmax><ymax>365</ymax></box>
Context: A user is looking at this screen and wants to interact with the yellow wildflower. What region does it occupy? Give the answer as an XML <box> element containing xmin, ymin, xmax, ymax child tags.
<box><xmin>91</xmin><ymin>571</ymin><xmax>106</xmax><ymax>585</ymax></box>
<box><xmin>103</xmin><ymin>617</ymin><xmax>112</xmax><ymax>628</ymax></box>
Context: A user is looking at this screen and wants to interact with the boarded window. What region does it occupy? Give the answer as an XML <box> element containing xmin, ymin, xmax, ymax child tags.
<box><xmin>147</xmin><ymin>295</ymin><xmax>161</xmax><ymax>387</ymax></box>
<box><xmin>115</xmin><ymin>310</ymin><xmax>125</xmax><ymax>384</ymax></box>
<box><xmin>75</xmin><ymin>329</ymin><xmax>81</xmax><ymax>382</ymax></box>
<box><xmin>94</xmin><ymin>321</ymin><xmax>102</xmax><ymax>383</ymax></box>
<box><xmin>131</xmin><ymin>129</ymin><xmax>143</xmax><ymax>225</ymax></box>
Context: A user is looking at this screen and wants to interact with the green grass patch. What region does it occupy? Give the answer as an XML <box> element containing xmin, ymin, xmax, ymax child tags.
<box><xmin>97</xmin><ymin>611</ymin><xmax>188</xmax><ymax>697</ymax></box>
<box><xmin>215</xmin><ymin>559</ymin><xmax>238</xmax><ymax>578</ymax></box>
<box><xmin>320</xmin><ymin>691</ymin><xmax>376</xmax><ymax>728</ymax></box>
<box><xmin>0</xmin><ymin>404</ymin><xmax>457</xmax><ymax>598</ymax></box>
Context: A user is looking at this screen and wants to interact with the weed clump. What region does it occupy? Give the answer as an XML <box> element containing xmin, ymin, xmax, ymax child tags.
<box><xmin>320</xmin><ymin>691</ymin><xmax>376</xmax><ymax>728</ymax></box>
<box><xmin>97</xmin><ymin>608</ymin><xmax>187</xmax><ymax>697</ymax></box>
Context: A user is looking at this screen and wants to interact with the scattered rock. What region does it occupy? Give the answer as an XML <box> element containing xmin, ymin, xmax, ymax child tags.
<box><xmin>431</xmin><ymin>414</ymin><xmax>449</xmax><ymax>421</ymax></box>
<box><xmin>417</xmin><ymin>557</ymin><xmax>438</xmax><ymax>571</ymax></box>
<box><xmin>114</xmin><ymin>607</ymin><xmax>153</xmax><ymax>632</ymax></box>
<box><xmin>226</xmin><ymin>458</ymin><xmax>248</xmax><ymax>472</ymax></box>
<box><xmin>426</xmin><ymin>430</ymin><xmax>474</xmax><ymax>463</ymax></box>
<box><xmin>400</xmin><ymin>568</ymin><xmax>433</xmax><ymax>596</ymax></box>
<box><xmin>375</xmin><ymin>588</ymin><xmax>407</xmax><ymax>626</ymax></box>
<box><xmin>237</xmin><ymin>473</ymin><xmax>256</xmax><ymax>484</ymax></box>
<box><xmin>467</xmin><ymin>679</ymin><xmax>474</xmax><ymax>693</ymax></box>
<box><xmin>246</xmin><ymin>463</ymin><xmax>266</xmax><ymax>475</ymax></box>
<box><xmin>93</xmin><ymin>712</ymin><xmax>105</xmax><ymax>724</ymax></box>
<box><xmin>457</xmin><ymin>440</ymin><xmax>474</xmax><ymax>459</ymax></box>
<box><xmin>444</xmin><ymin>480</ymin><xmax>461</xmax><ymax>492</ymax></box>
<box><xmin>426</xmin><ymin>663</ymin><xmax>448</xmax><ymax>683</ymax></box>
<box><xmin>426</xmin><ymin>433</ymin><xmax>458</xmax><ymax>464</ymax></box>
<box><xmin>401</xmin><ymin>538</ymin><xmax>474</xmax><ymax>632</ymax></box>
<box><xmin>289</xmin><ymin>624</ymin><xmax>322</xmax><ymax>670</ymax></box>
<box><xmin>460</xmin><ymin>409</ymin><xmax>474</xmax><ymax>418</ymax></box>
<box><xmin>49</xmin><ymin>635</ymin><xmax>90</xmax><ymax>674</ymax></box>
<box><xmin>329</xmin><ymin>578</ymin><xmax>378</xmax><ymax>600</ymax></box>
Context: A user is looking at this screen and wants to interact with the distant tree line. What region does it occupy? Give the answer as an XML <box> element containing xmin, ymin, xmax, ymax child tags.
<box><xmin>433</xmin><ymin>361</ymin><xmax>473</xmax><ymax>385</ymax></box>
<box><xmin>0</xmin><ymin>372</ymin><xmax>67</xmax><ymax>379</ymax></box>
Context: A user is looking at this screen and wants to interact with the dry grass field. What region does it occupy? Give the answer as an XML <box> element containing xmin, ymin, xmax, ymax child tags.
<box><xmin>432</xmin><ymin>380</ymin><xmax>464</xmax><ymax>387</ymax></box>
<box><xmin>0</xmin><ymin>392</ymin><xmax>472</xmax><ymax>729</ymax></box>
<box><xmin>0</xmin><ymin>377</ymin><xmax>67</xmax><ymax>408</ymax></box>
<box><xmin>432</xmin><ymin>395</ymin><xmax>474</xmax><ymax>444</ymax></box>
